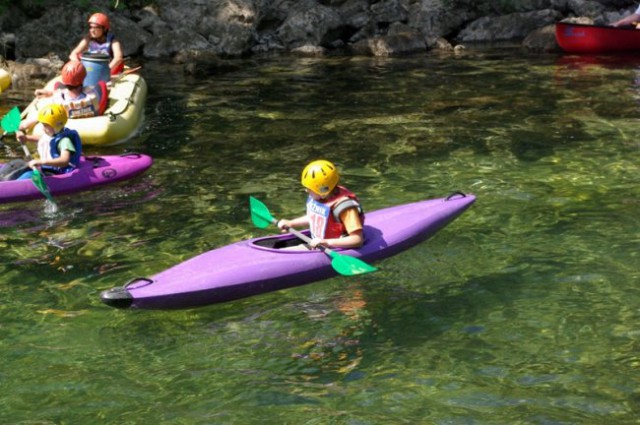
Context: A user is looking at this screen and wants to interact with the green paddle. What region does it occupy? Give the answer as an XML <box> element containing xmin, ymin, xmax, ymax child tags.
<box><xmin>1</xmin><ymin>107</ymin><xmax>58</xmax><ymax>207</ymax></box>
<box><xmin>30</xmin><ymin>168</ymin><xmax>56</xmax><ymax>204</ymax></box>
<box><xmin>0</xmin><ymin>106</ymin><xmax>20</xmax><ymax>141</ymax></box>
<box><xmin>249</xmin><ymin>196</ymin><xmax>377</xmax><ymax>276</ymax></box>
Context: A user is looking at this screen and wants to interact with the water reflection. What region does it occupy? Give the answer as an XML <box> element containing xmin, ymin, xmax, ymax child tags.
<box><xmin>0</xmin><ymin>51</ymin><xmax>639</xmax><ymax>423</ymax></box>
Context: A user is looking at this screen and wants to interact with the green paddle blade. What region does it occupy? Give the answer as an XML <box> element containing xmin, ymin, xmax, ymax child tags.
<box><xmin>326</xmin><ymin>250</ymin><xmax>378</xmax><ymax>276</ymax></box>
<box><xmin>249</xmin><ymin>196</ymin><xmax>276</xmax><ymax>229</ymax></box>
<box><xmin>31</xmin><ymin>168</ymin><xmax>56</xmax><ymax>205</ymax></box>
<box><xmin>1</xmin><ymin>107</ymin><xmax>21</xmax><ymax>133</ymax></box>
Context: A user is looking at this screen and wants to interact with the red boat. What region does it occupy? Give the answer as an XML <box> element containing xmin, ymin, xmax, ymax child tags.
<box><xmin>555</xmin><ymin>22</ymin><xmax>640</xmax><ymax>54</ymax></box>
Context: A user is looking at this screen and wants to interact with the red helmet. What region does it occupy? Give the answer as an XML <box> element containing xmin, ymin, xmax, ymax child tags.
<box><xmin>88</xmin><ymin>13</ymin><xmax>110</xmax><ymax>31</ymax></box>
<box><xmin>61</xmin><ymin>61</ymin><xmax>87</xmax><ymax>86</ymax></box>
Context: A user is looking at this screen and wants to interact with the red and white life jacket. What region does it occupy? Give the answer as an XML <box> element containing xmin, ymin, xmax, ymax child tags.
<box><xmin>306</xmin><ymin>186</ymin><xmax>364</xmax><ymax>239</ymax></box>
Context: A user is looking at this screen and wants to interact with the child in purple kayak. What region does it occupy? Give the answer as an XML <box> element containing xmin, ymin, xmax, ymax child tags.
<box><xmin>16</xmin><ymin>104</ymin><xmax>82</xmax><ymax>180</ymax></box>
<box><xmin>277</xmin><ymin>159</ymin><xmax>365</xmax><ymax>250</ymax></box>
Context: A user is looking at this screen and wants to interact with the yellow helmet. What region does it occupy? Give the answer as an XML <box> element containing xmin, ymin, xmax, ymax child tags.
<box><xmin>37</xmin><ymin>104</ymin><xmax>68</xmax><ymax>133</ymax></box>
<box><xmin>301</xmin><ymin>159</ymin><xmax>339</xmax><ymax>196</ymax></box>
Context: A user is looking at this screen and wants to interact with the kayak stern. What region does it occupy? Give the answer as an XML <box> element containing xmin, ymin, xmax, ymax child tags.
<box><xmin>100</xmin><ymin>285</ymin><xmax>134</xmax><ymax>309</ymax></box>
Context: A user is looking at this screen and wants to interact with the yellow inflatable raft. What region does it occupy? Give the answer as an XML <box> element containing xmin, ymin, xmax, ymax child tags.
<box><xmin>0</xmin><ymin>69</ymin><xmax>11</xmax><ymax>93</ymax></box>
<box><xmin>23</xmin><ymin>72</ymin><xmax>147</xmax><ymax>146</ymax></box>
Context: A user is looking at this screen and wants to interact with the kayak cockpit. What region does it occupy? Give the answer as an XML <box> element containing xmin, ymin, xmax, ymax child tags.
<box><xmin>252</xmin><ymin>235</ymin><xmax>307</xmax><ymax>250</ymax></box>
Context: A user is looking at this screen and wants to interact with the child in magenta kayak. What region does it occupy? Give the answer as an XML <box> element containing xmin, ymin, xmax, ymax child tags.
<box><xmin>16</xmin><ymin>104</ymin><xmax>82</xmax><ymax>180</ymax></box>
<box><xmin>611</xmin><ymin>5</ymin><xmax>640</xmax><ymax>27</ymax></box>
<box><xmin>277</xmin><ymin>160</ymin><xmax>365</xmax><ymax>250</ymax></box>
<box><xmin>70</xmin><ymin>12</ymin><xmax>124</xmax><ymax>75</ymax></box>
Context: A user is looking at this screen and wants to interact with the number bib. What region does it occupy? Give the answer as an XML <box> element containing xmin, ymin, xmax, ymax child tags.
<box><xmin>306</xmin><ymin>196</ymin><xmax>331</xmax><ymax>239</ymax></box>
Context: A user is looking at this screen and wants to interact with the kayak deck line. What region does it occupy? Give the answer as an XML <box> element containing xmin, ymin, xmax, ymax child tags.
<box><xmin>100</xmin><ymin>192</ymin><xmax>476</xmax><ymax>310</ymax></box>
<box><xmin>101</xmin><ymin>277</ymin><xmax>153</xmax><ymax>309</ymax></box>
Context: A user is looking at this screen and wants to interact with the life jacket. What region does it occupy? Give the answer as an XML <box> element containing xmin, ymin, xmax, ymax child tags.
<box><xmin>88</xmin><ymin>33</ymin><xmax>124</xmax><ymax>75</ymax></box>
<box><xmin>42</xmin><ymin>128</ymin><xmax>82</xmax><ymax>174</ymax></box>
<box><xmin>53</xmin><ymin>85</ymin><xmax>106</xmax><ymax>118</ymax></box>
<box><xmin>88</xmin><ymin>33</ymin><xmax>115</xmax><ymax>58</ymax></box>
<box><xmin>306</xmin><ymin>186</ymin><xmax>364</xmax><ymax>239</ymax></box>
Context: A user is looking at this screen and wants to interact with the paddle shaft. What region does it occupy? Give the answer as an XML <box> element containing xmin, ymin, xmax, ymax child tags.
<box><xmin>3</xmin><ymin>130</ymin><xmax>32</xmax><ymax>161</ymax></box>
<box><xmin>14</xmin><ymin>108</ymin><xmax>33</xmax><ymax>160</ymax></box>
<box><xmin>110</xmin><ymin>66</ymin><xmax>142</xmax><ymax>84</ymax></box>
<box><xmin>19</xmin><ymin>143</ymin><xmax>31</xmax><ymax>161</ymax></box>
<box><xmin>272</xmin><ymin>217</ymin><xmax>339</xmax><ymax>256</ymax></box>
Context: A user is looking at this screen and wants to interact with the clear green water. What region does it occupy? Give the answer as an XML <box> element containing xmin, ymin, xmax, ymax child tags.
<box><xmin>1</xmin><ymin>50</ymin><xmax>639</xmax><ymax>424</ymax></box>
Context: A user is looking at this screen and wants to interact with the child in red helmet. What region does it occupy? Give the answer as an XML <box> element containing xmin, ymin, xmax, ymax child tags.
<box><xmin>70</xmin><ymin>12</ymin><xmax>124</xmax><ymax>74</ymax></box>
<box><xmin>17</xmin><ymin>61</ymin><xmax>106</xmax><ymax>149</ymax></box>
<box><xmin>29</xmin><ymin>61</ymin><xmax>107</xmax><ymax>120</ymax></box>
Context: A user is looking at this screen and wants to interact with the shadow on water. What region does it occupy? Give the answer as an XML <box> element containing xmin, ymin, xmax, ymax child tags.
<box><xmin>263</xmin><ymin>267</ymin><xmax>529</xmax><ymax>382</ymax></box>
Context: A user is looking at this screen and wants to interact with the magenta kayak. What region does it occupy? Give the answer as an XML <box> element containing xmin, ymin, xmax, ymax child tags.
<box><xmin>0</xmin><ymin>153</ymin><xmax>152</xmax><ymax>204</ymax></box>
<box><xmin>555</xmin><ymin>22</ymin><xmax>640</xmax><ymax>54</ymax></box>
<box><xmin>101</xmin><ymin>192</ymin><xmax>476</xmax><ymax>310</ymax></box>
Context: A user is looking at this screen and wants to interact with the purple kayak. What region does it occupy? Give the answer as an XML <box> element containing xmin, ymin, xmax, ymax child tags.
<box><xmin>101</xmin><ymin>192</ymin><xmax>476</xmax><ymax>310</ymax></box>
<box><xmin>0</xmin><ymin>153</ymin><xmax>152</xmax><ymax>204</ymax></box>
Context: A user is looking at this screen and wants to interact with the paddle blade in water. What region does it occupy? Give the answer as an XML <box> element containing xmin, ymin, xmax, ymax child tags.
<box><xmin>31</xmin><ymin>168</ymin><xmax>56</xmax><ymax>205</ymax></box>
<box><xmin>327</xmin><ymin>250</ymin><xmax>378</xmax><ymax>276</ymax></box>
<box><xmin>249</xmin><ymin>196</ymin><xmax>275</xmax><ymax>229</ymax></box>
<box><xmin>1</xmin><ymin>107</ymin><xmax>21</xmax><ymax>133</ymax></box>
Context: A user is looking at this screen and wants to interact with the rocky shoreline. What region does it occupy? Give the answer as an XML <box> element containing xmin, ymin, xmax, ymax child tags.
<box><xmin>0</xmin><ymin>0</ymin><xmax>637</xmax><ymax>87</ymax></box>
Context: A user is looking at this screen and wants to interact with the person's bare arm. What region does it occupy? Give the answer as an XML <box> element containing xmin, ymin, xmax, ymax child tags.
<box><xmin>277</xmin><ymin>215</ymin><xmax>310</xmax><ymax>231</ymax></box>
<box><xmin>70</xmin><ymin>38</ymin><xmax>89</xmax><ymax>62</ymax></box>
<box><xmin>29</xmin><ymin>149</ymin><xmax>71</xmax><ymax>169</ymax></box>
<box><xmin>109</xmin><ymin>40</ymin><xmax>124</xmax><ymax>71</ymax></box>
<box><xmin>612</xmin><ymin>12</ymin><xmax>640</xmax><ymax>27</ymax></box>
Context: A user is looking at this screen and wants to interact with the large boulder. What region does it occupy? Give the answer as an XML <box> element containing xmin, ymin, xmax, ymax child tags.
<box><xmin>4</xmin><ymin>0</ymin><xmax>640</xmax><ymax>62</ymax></box>
<box><xmin>458</xmin><ymin>9</ymin><xmax>563</xmax><ymax>42</ymax></box>
<box><xmin>276</xmin><ymin>3</ymin><xmax>344</xmax><ymax>49</ymax></box>
<box><xmin>567</xmin><ymin>0</ymin><xmax>607</xmax><ymax>16</ymax></box>
<box><xmin>409</xmin><ymin>0</ymin><xmax>477</xmax><ymax>37</ymax></box>
<box><xmin>14</xmin><ymin>5</ymin><xmax>150</xmax><ymax>62</ymax></box>
<box><xmin>148</xmin><ymin>0</ymin><xmax>263</xmax><ymax>57</ymax></box>
<box><xmin>15</xmin><ymin>5</ymin><xmax>85</xmax><ymax>61</ymax></box>
<box><xmin>351</xmin><ymin>30</ymin><xmax>426</xmax><ymax>56</ymax></box>
<box><xmin>522</xmin><ymin>24</ymin><xmax>560</xmax><ymax>52</ymax></box>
